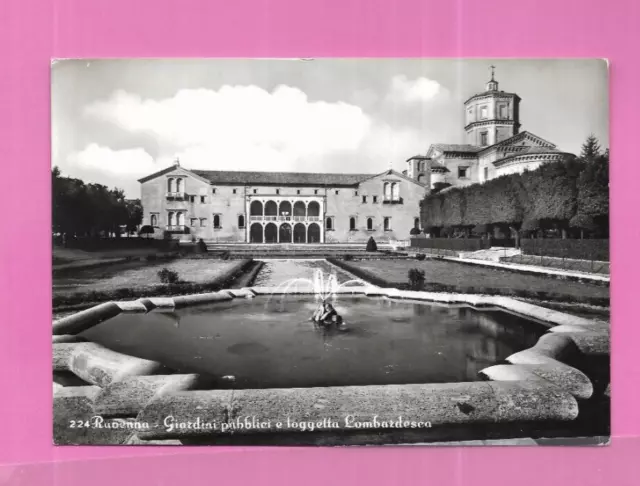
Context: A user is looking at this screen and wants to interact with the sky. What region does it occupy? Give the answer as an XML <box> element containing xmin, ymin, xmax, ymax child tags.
<box><xmin>52</xmin><ymin>59</ymin><xmax>609</xmax><ymax>198</ymax></box>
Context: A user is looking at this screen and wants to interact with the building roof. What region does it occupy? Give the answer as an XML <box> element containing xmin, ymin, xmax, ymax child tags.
<box><xmin>492</xmin><ymin>147</ymin><xmax>570</xmax><ymax>167</ymax></box>
<box><xmin>191</xmin><ymin>170</ymin><xmax>372</xmax><ymax>186</ymax></box>
<box><xmin>406</xmin><ymin>154</ymin><xmax>431</xmax><ymax>161</ymax></box>
<box><xmin>430</xmin><ymin>144</ymin><xmax>484</xmax><ymax>154</ymax></box>
<box><xmin>463</xmin><ymin>91</ymin><xmax>520</xmax><ymax>105</ymax></box>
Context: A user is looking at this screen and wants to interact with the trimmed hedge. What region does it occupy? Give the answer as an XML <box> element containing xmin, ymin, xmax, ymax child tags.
<box><xmin>420</xmin><ymin>156</ymin><xmax>609</xmax><ymax>237</ymax></box>
<box><xmin>521</xmin><ymin>239</ymin><xmax>609</xmax><ymax>262</ymax></box>
<box><xmin>410</xmin><ymin>238</ymin><xmax>489</xmax><ymax>252</ymax></box>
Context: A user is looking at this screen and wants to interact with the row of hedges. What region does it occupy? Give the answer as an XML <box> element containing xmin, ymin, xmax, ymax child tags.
<box><xmin>53</xmin><ymin>258</ymin><xmax>254</xmax><ymax>309</ymax></box>
<box><xmin>521</xmin><ymin>238</ymin><xmax>609</xmax><ymax>261</ymax></box>
<box><xmin>410</xmin><ymin>238</ymin><xmax>490</xmax><ymax>252</ymax></box>
<box><xmin>420</xmin><ymin>155</ymin><xmax>609</xmax><ymax>237</ymax></box>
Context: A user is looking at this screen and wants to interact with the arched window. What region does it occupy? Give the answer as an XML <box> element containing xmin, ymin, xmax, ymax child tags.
<box><xmin>384</xmin><ymin>182</ymin><xmax>391</xmax><ymax>200</ymax></box>
<box><xmin>367</xmin><ymin>218</ymin><xmax>373</xmax><ymax>231</ymax></box>
<box><xmin>238</xmin><ymin>214</ymin><xmax>245</xmax><ymax>228</ymax></box>
<box><xmin>167</xmin><ymin>178</ymin><xmax>175</xmax><ymax>193</ymax></box>
<box><xmin>384</xmin><ymin>217</ymin><xmax>391</xmax><ymax>231</ymax></box>
<box><xmin>150</xmin><ymin>214</ymin><xmax>158</xmax><ymax>227</ymax></box>
<box><xmin>391</xmin><ymin>183</ymin><xmax>399</xmax><ymax>201</ymax></box>
<box><xmin>349</xmin><ymin>217</ymin><xmax>356</xmax><ymax>231</ymax></box>
<box><xmin>167</xmin><ymin>212</ymin><xmax>175</xmax><ymax>226</ymax></box>
<box><xmin>176</xmin><ymin>178</ymin><xmax>183</xmax><ymax>192</ymax></box>
<box><xmin>177</xmin><ymin>212</ymin><xmax>184</xmax><ymax>226</ymax></box>
<box><xmin>414</xmin><ymin>217</ymin><xmax>420</xmax><ymax>229</ymax></box>
<box><xmin>417</xmin><ymin>174</ymin><xmax>425</xmax><ymax>183</ymax></box>
<box><xmin>326</xmin><ymin>216</ymin><xmax>333</xmax><ymax>230</ymax></box>
<box><xmin>213</xmin><ymin>214</ymin><xmax>221</xmax><ymax>228</ymax></box>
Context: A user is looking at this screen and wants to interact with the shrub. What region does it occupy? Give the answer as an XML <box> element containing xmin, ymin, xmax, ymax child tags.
<box><xmin>139</xmin><ymin>225</ymin><xmax>154</xmax><ymax>239</ymax></box>
<box><xmin>157</xmin><ymin>268</ymin><xmax>180</xmax><ymax>284</ymax></box>
<box><xmin>408</xmin><ymin>268</ymin><xmax>426</xmax><ymax>290</ymax></box>
<box><xmin>197</xmin><ymin>238</ymin><xmax>208</xmax><ymax>253</ymax></box>
<box><xmin>409</xmin><ymin>227</ymin><xmax>421</xmax><ymax>236</ymax></box>
<box><xmin>415</xmin><ymin>253</ymin><xmax>426</xmax><ymax>261</ymax></box>
<box><xmin>366</xmin><ymin>236</ymin><xmax>378</xmax><ymax>252</ymax></box>
<box><xmin>343</xmin><ymin>254</ymin><xmax>354</xmax><ymax>261</ymax></box>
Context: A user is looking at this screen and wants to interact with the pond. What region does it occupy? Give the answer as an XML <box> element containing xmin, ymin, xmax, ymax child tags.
<box><xmin>81</xmin><ymin>295</ymin><xmax>548</xmax><ymax>389</ymax></box>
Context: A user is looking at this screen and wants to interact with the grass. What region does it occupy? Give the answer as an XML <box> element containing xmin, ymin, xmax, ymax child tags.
<box><xmin>331</xmin><ymin>258</ymin><xmax>609</xmax><ymax>306</ymax></box>
<box><xmin>53</xmin><ymin>259</ymin><xmax>251</xmax><ymax>308</ymax></box>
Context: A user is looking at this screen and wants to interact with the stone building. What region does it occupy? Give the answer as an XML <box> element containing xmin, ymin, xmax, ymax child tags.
<box><xmin>403</xmin><ymin>68</ymin><xmax>573</xmax><ymax>190</ymax></box>
<box><xmin>139</xmin><ymin>164</ymin><xmax>427</xmax><ymax>243</ymax></box>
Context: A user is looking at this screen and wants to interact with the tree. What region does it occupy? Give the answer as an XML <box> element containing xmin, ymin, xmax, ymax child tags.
<box><xmin>409</xmin><ymin>227</ymin><xmax>421</xmax><ymax>236</ymax></box>
<box><xmin>580</xmin><ymin>134</ymin><xmax>602</xmax><ymax>162</ymax></box>
<box><xmin>366</xmin><ymin>236</ymin><xmax>378</xmax><ymax>252</ymax></box>
<box><xmin>125</xmin><ymin>199</ymin><xmax>143</xmax><ymax>234</ymax></box>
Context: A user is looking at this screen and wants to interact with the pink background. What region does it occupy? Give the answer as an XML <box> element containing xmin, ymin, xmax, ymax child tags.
<box><xmin>0</xmin><ymin>0</ymin><xmax>637</xmax><ymax>484</ymax></box>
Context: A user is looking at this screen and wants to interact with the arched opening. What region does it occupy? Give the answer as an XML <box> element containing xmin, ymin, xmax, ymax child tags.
<box><xmin>384</xmin><ymin>182</ymin><xmax>391</xmax><ymax>200</ymax></box>
<box><xmin>279</xmin><ymin>201</ymin><xmax>292</xmax><ymax>220</ymax></box>
<box><xmin>414</xmin><ymin>217</ymin><xmax>420</xmax><ymax>229</ymax></box>
<box><xmin>349</xmin><ymin>217</ymin><xmax>356</xmax><ymax>231</ymax></box>
<box><xmin>250</xmin><ymin>223</ymin><xmax>263</xmax><ymax>243</ymax></box>
<box><xmin>326</xmin><ymin>217</ymin><xmax>333</xmax><ymax>230</ymax></box>
<box><xmin>238</xmin><ymin>214</ymin><xmax>245</xmax><ymax>228</ymax></box>
<box><xmin>177</xmin><ymin>212</ymin><xmax>185</xmax><ymax>226</ymax></box>
<box><xmin>293</xmin><ymin>201</ymin><xmax>306</xmax><ymax>219</ymax></box>
<box><xmin>417</xmin><ymin>174</ymin><xmax>425</xmax><ymax>183</ymax></box>
<box><xmin>176</xmin><ymin>179</ymin><xmax>183</xmax><ymax>192</ymax></box>
<box><xmin>391</xmin><ymin>182</ymin><xmax>399</xmax><ymax>200</ymax></box>
<box><xmin>367</xmin><ymin>218</ymin><xmax>373</xmax><ymax>231</ymax></box>
<box><xmin>167</xmin><ymin>178</ymin><xmax>175</xmax><ymax>193</ymax></box>
<box><xmin>307</xmin><ymin>223</ymin><xmax>320</xmax><ymax>243</ymax></box>
<box><xmin>150</xmin><ymin>214</ymin><xmax>158</xmax><ymax>227</ymax></box>
<box><xmin>213</xmin><ymin>214</ymin><xmax>220</xmax><ymax>228</ymax></box>
<box><xmin>250</xmin><ymin>200</ymin><xmax>263</xmax><ymax>217</ymax></box>
<box><xmin>264</xmin><ymin>201</ymin><xmax>277</xmax><ymax>219</ymax></box>
<box><xmin>384</xmin><ymin>217</ymin><xmax>391</xmax><ymax>231</ymax></box>
<box><xmin>168</xmin><ymin>212</ymin><xmax>175</xmax><ymax>226</ymax></box>
<box><xmin>264</xmin><ymin>223</ymin><xmax>278</xmax><ymax>243</ymax></box>
<box><xmin>293</xmin><ymin>223</ymin><xmax>306</xmax><ymax>243</ymax></box>
<box><xmin>307</xmin><ymin>201</ymin><xmax>320</xmax><ymax>219</ymax></box>
<box><xmin>279</xmin><ymin>223</ymin><xmax>292</xmax><ymax>243</ymax></box>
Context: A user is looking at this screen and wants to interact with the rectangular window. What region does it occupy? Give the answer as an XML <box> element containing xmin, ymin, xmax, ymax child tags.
<box><xmin>213</xmin><ymin>214</ymin><xmax>221</xmax><ymax>228</ymax></box>
<box><xmin>499</xmin><ymin>105</ymin><xmax>508</xmax><ymax>119</ymax></box>
<box><xmin>253</xmin><ymin>189</ymin><xmax>257</xmax><ymax>194</ymax></box>
<box><xmin>355</xmin><ymin>190</ymin><xmax>359</xmax><ymax>196</ymax></box>
<box><xmin>362</xmin><ymin>195</ymin><xmax>367</xmax><ymax>203</ymax></box>
<box><xmin>189</xmin><ymin>195</ymin><xmax>196</xmax><ymax>203</ymax></box>
<box><xmin>480</xmin><ymin>106</ymin><xmax>488</xmax><ymax>119</ymax></box>
<box><xmin>373</xmin><ymin>195</ymin><xmax>378</xmax><ymax>203</ymax></box>
<box><xmin>335</xmin><ymin>190</ymin><xmax>339</xmax><ymax>195</ymax></box>
<box><xmin>200</xmin><ymin>196</ymin><xmax>206</xmax><ymax>203</ymax></box>
<box><xmin>276</xmin><ymin>189</ymin><xmax>280</xmax><ymax>195</ymax></box>
<box><xmin>458</xmin><ymin>167</ymin><xmax>468</xmax><ymax>179</ymax></box>
<box><xmin>297</xmin><ymin>189</ymin><xmax>301</xmax><ymax>195</ymax></box>
<box><xmin>484</xmin><ymin>167</ymin><xmax>489</xmax><ymax>180</ymax></box>
<box><xmin>190</xmin><ymin>218</ymin><xmax>198</xmax><ymax>226</ymax></box>
<box><xmin>212</xmin><ymin>188</ymin><xmax>216</xmax><ymax>194</ymax></box>
<box><xmin>480</xmin><ymin>132</ymin><xmax>488</xmax><ymax>145</ymax></box>
<box><xmin>233</xmin><ymin>188</ymin><xmax>237</xmax><ymax>194</ymax></box>
<box><xmin>200</xmin><ymin>218</ymin><xmax>206</xmax><ymax>227</ymax></box>
<box><xmin>314</xmin><ymin>189</ymin><xmax>318</xmax><ymax>195</ymax></box>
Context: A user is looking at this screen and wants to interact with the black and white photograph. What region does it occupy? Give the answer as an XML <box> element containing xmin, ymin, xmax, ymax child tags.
<box><xmin>52</xmin><ymin>59</ymin><xmax>610</xmax><ymax>446</ymax></box>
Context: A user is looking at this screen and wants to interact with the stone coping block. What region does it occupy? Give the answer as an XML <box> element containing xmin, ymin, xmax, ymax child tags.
<box><xmin>136</xmin><ymin>381</ymin><xmax>578</xmax><ymax>440</ymax></box>
<box><xmin>67</xmin><ymin>342</ymin><xmax>169</xmax><ymax>388</ymax></box>
<box><xmin>564</xmin><ymin>332</ymin><xmax>610</xmax><ymax>356</ymax></box>
<box><xmin>52</xmin><ymin>302</ymin><xmax>122</xmax><ymax>335</ymax></box>
<box><xmin>173</xmin><ymin>291</ymin><xmax>233</xmax><ymax>308</ymax></box>
<box><xmin>52</xmin><ymin>334</ymin><xmax>84</xmax><ymax>343</ymax></box>
<box><xmin>480</xmin><ymin>363</ymin><xmax>593</xmax><ymax>400</ymax></box>
<box><xmin>116</xmin><ymin>300</ymin><xmax>148</xmax><ymax>313</ymax></box>
<box><xmin>94</xmin><ymin>374</ymin><xmax>206</xmax><ymax>417</ymax></box>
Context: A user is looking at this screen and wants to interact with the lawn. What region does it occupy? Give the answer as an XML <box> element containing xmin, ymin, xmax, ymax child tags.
<box><xmin>341</xmin><ymin>258</ymin><xmax>609</xmax><ymax>304</ymax></box>
<box><xmin>53</xmin><ymin>259</ymin><xmax>241</xmax><ymax>298</ymax></box>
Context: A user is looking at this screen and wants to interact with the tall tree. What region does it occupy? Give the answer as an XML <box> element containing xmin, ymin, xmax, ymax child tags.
<box><xmin>580</xmin><ymin>134</ymin><xmax>602</xmax><ymax>161</ymax></box>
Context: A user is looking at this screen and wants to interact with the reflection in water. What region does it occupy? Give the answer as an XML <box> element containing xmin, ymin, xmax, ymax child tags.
<box><xmin>82</xmin><ymin>296</ymin><xmax>547</xmax><ymax>390</ymax></box>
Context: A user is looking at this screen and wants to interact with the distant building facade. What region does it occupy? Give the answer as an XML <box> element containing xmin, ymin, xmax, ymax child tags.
<box><xmin>404</xmin><ymin>70</ymin><xmax>573</xmax><ymax>190</ymax></box>
<box><xmin>139</xmin><ymin>166</ymin><xmax>427</xmax><ymax>243</ymax></box>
